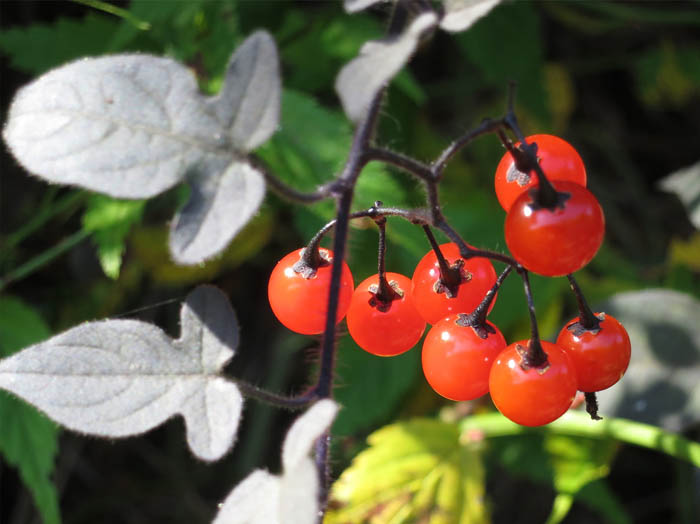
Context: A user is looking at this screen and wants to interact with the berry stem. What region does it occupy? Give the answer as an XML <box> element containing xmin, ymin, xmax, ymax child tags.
<box><xmin>422</xmin><ymin>225</ymin><xmax>463</xmax><ymax>295</ymax></box>
<box><xmin>518</xmin><ymin>268</ymin><xmax>549</xmax><ymax>369</ymax></box>
<box><xmin>566</xmin><ymin>274</ymin><xmax>602</xmax><ymax>331</ymax></box>
<box><xmin>584</xmin><ymin>392</ymin><xmax>603</xmax><ymax>420</ymax></box>
<box><xmin>373</xmin><ymin>208</ymin><xmax>398</xmax><ymax>304</ymax></box>
<box><xmin>502</xmin><ymin>84</ymin><xmax>560</xmax><ymax>209</ymax></box>
<box><xmin>456</xmin><ymin>265</ymin><xmax>512</xmax><ymax>337</ymax></box>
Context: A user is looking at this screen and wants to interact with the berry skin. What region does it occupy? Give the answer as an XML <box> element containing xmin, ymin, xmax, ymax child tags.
<box><xmin>346</xmin><ymin>272</ymin><xmax>426</xmax><ymax>357</ymax></box>
<box><xmin>489</xmin><ymin>340</ymin><xmax>578</xmax><ymax>426</ymax></box>
<box><xmin>504</xmin><ymin>181</ymin><xmax>605</xmax><ymax>277</ymax></box>
<box><xmin>422</xmin><ymin>315</ymin><xmax>507</xmax><ymax>401</ymax></box>
<box><xmin>268</xmin><ymin>248</ymin><xmax>354</xmax><ymax>335</ymax></box>
<box><xmin>556</xmin><ymin>313</ymin><xmax>631</xmax><ymax>392</ymax></box>
<box><xmin>411</xmin><ymin>243</ymin><xmax>497</xmax><ymax>325</ymax></box>
<box><xmin>495</xmin><ymin>134</ymin><xmax>587</xmax><ymax>212</ymax></box>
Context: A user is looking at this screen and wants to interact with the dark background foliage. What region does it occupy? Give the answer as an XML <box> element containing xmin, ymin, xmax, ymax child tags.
<box><xmin>1</xmin><ymin>1</ymin><xmax>698</xmax><ymax>523</ymax></box>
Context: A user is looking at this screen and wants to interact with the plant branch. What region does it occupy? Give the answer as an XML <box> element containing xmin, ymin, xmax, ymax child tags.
<box><xmin>257</xmin><ymin>163</ymin><xmax>335</xmax><ymax>204</ymax></box>
<box><xmin>365</xmin><ymin>147</ymin><xmax>434</xmax><ymax>181</ymax></box>
<box><xmin>235</xmin><ymin>381</ymin><xmax>317</xmax><ymax>410</ymax></box>
<box><xmin>432</xmin><ymin>117</ymin><xmax>506</xmax><ymax>179</ymax></box>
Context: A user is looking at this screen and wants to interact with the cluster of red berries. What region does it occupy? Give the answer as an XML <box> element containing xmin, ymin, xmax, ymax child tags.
<box><xmin>267</xmin><ymin>134</ymin><xmax>630</xmax><ymax>427</ymax></box>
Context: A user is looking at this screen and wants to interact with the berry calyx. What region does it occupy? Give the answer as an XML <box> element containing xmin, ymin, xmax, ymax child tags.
<box><xmin>489</xmin><ymin>340</ymin><xmax>578</xmax><ymax>426</ymax></box>
<box><xmin>556</xmin><ymin>312</ymin><xmax>631</xmax><ymax>392</ymax></box>
<box><xmin>347</xmin><ymin>272</ymin><xmax>426</xmax><ymax>356</ymax></box>
<box><xmin>495</xmin><ymin>134</ymin><xmax>587</xmax><ymax>212</ymax></box>
<box><xmin>504</xmin><ymin>181</ymin><xmax>605</xmax><ymax>276</ymax></box>
<box><xmin>268</xmin><ymin>247</ymin><xmax>354</xmax><ymax>335</ymax></box>
<box><xmin>412</xmin><ymin>243</ymin><xmax>497</xmax><ymax>324</ymax></box>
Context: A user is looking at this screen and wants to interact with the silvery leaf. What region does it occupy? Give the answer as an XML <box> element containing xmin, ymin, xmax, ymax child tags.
<box><xmin>169</xmin><ymin>160</ymin><xmax>265</xmax><ymax>265</ymax></box>
<box><xmin>439</xmin><ymin>0</ymin><xmax>502</xmax><ymax>32</ymax></box>
<box><xmin>658</xmin><ymin>161</ymin><xmax>700</xmax><ymax>229</ymax></box>
<box><xmin>0</xmin><ymin>286</ymin><xmax>243</xmax><ymax>462</ymax></box>
<box><xmin>209</xmin><ymin>31</ymin><xmax>281</xmax><ymax>152</ymax></box>
<box><xmin>3</xmin><ymin>54</ymin><xmax>226</xmax><ymax>199</ymax></box>
<box><xmin>344</xmin><ymin>0</ymin><xmax>390</xmax><ymax>13</ymax></box>
<box><xmin>213</xmin><ymin>400</ymin><xmax>338</xmax><ymax>524</ymax></box>
<box><xmin>595</xmin><ymin>289</ymin><xmax>700</xmax><ymax>432</ymax></box>
<box><xmin>335</xmin><ymin>12</ymin><xmax>437</xmax><ymax>123</ymax></box>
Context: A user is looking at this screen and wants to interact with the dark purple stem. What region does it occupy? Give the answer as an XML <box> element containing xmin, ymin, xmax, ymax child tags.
<box><xmin>517</xmin><ymin>268</ymin><xmax>549</xmax><ymax>369</ymax></box>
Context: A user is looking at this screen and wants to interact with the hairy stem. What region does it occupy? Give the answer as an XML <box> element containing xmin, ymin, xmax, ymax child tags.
<box><xmin>236</xmin><ymin>381</ymin><xmax>317</xmax><ymax>410</ymax></box>
<box><xmin>566</xmin><ymin>274</ymin><xmax>602</xmax><ymax>330</ymax></box>
<box><xmin>517</xmin><ymin>268</ymin><xmax>549</xmax><ymax>369</ymax></box>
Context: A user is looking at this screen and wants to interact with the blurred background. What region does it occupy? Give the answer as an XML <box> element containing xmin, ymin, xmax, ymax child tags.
<box><xmin>1</xmin><ymin>1</ymin><xmax>698</xmax><ymax>523</ymax></box>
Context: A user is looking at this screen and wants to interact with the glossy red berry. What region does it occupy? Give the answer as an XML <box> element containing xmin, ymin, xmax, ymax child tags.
<box><xmin>422</xmin><ymin>315</ymin><xmax>507</xmax><ymax>401</ymax></box>
<box><xmin>411</xmin><ymin>243</ymin><xmax>497</xmax><ymax>325</ymax></box>
<box><xmin>268</xmin><ymin>248</ymin><xmax>354</xmax><ymax>335</ymax></box>
<box><xmin>556</xmin><ymin>313</ymin><xmax>631</xmax><ymax>392</ymax></box>
<box><xmin>495</xmin><ymin>134</ymin><xmax>587</xmax><ymax>212</ymax></box>
<box><xmin>504</xmin><ymin>181</ymin><xmax>605</xmax><ymax>276</ymax></box>
<box><xmin>489</xmin><ymin>340</ymin><xmax>578</xmax><ymax>426</ymax></box>
<box><xmin>346</xmin><ymin>272</ymin><xmax>426</xmax><ymax>356</ymax></box>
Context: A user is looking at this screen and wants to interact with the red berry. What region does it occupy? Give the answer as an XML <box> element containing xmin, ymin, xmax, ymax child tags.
<box><xmin>489</xmin><ymin>340</ymin><xmax>578</xmax><ymax>426</ymax></box>
<box><xmin>268</xmin><ymin>248</ymin><xmax>354</xmax><ymax>335</ymax></box>
<box><xmin>411</xmin><ymin>243</ymin><xmax>497</xmax><ymax>325</ymax></box>
<box><xmin>504</xmin><ymin>181</ymin><xmax>605</xmax><ymax>276</ymax></box>
<box><xmin>495</xmin><ymin>134</ymin><xmax>587</xmax><ymax>212</ymax></box>
<box><xmin>556</xmin><ymin>313</ymin><xmax>631</xmax><ymax>392</ymax></box>
<box><xmin>422</xmin><ymin>315</ymin><xmax>506</xmax><ymax>401</ymax></box>
<box><xmin>346</xmin><ymin>272</ymin><xmax>426</xmax><ymax>356</ymax></box>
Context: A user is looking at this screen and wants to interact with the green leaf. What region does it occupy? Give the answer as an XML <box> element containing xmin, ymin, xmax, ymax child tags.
<box><xmin>455</xmin><ymin>2</ymin><xmax>550</xmax><ymax>123</ymax></box>
<box><xmin>0</xmin><ymin>297</ymin><xmax>60</xmax><ymax>524</ymax></box>
<box><xmin>545</xmin><ymin>434</ymin><xmax>617</xmax><ymax>495</ymax></box>
<box><xmin>576</xmin><ymin>479</ymin><xmax>632</xmax><ymax>524</ymax></box>
<box><xmin>257</xmin><ymin>90</ymin><xmax>350</xmax><ymax>191</ymax></box>
<box><xmin>595</xmin><ymin>289</ymin><xmax>700</xmax><ymax>431</ymax></box>
<box><xmin>635</xmin><ymin>42</ymin><xmax>700</xmax><ymax>107</ymax></box>
<box><xmin>481</xmin><ymin>424</ymin><xmax>619</xmax><ymax>524</ymax></box>
<box><xmin>82</xmin><ymin>195</ymin><xmax>146</xmax><ymax>279</ymax></box>
<box><xmin>0</xmin><ymin>13</ymin><xmax>118</xmax><ymax>74</ymax></box>
<box><xmin>327</xmin><ymin>419</ymin><xmax>489</xmax><ymax>524</ymax></box>
<box><xmin>333</xmin><ymin>335</ymin><xmax>421</xmax><ymax>436</ymax></box>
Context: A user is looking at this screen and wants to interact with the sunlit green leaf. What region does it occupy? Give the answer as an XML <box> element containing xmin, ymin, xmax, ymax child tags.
<box><xmin>455</xmin><ymin>2</ymin><xmax>549</xmax><ymax>123</ymax></box>
<box><xmin>481</xmin><ymin>422</ymin><xmax>620</xmax><ymax>524</ymax></box>
<box><xmin>0</xmin><ymin>14</ymin><xmax>118</xmax><ymax>74</ymax></box>
<box><xmin>327</xmin><ymin>418</ymin><xmax>489</xmax><ymax>524</ymax></box>
<box><xmin>82</xmin><ymin>195</ymin><xmax>146</xmax><ymax>279</ymax></box>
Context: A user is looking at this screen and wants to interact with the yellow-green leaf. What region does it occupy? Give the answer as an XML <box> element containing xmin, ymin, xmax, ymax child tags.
<box><xmin>325</xmin><ymin>419</ymin><xmax>488</xmax><ymax>524</ymax></box>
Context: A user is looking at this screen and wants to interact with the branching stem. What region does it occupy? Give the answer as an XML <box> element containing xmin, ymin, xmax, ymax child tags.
<box><xmin>236</xmin><ymin>381</ymin><xmax>317</xmax><ymax>410</ymax></box>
